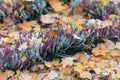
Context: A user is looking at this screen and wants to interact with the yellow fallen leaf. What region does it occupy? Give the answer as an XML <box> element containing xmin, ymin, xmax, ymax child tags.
<box><xmin>62</xmin><ymin>66</ymin><xmax>73</xmax><ymax>74</ymax></box>
<box><xmin>80</xmin><ymin>71</ymin><xmax>91</xmax><ymax>79</ymax></box>
<box><xmin>74</xmin><ymin>62</ymin><xmax>84</xmax><ymax>74</ymax></box>
<box><xmin>21</xmin><ymin>55</ymin><xmax>27</xmax><ymax>62</ymax></box>
<box><xmin>79</xmin><ymin>54</ymin><xmax>88</xmax><ymax>64</ymax></box>
<box><xmin>51</xmin><ymin>59</ymin><xmax>60</xmax><ymax>66</ymax></box>
<box><xmin>109</xmin><ymin>14</ymin><xmax>117</xmax><ymax>19</ymax></box>
<box><xmin>110</xmin><ymin>51</ymin><xmax>119</xmax><ymax>57</ymax></box>
<box><xmin>93</xmin><ymin>67</ymin><xmax>102</xmax><ymax>74</ymax></box>
<box><xmin>61</xmin><ymin>17</ymin><xmax>75</xmax><ymax>23</ymax></box>
<box><xmin>87</xmin><ymin>61</ymin><xmax>95</xmax><ymax>68</ymax></box>
<box><xmin>93</xmin><ymin>48</ymin><xmax>109</xmax><ymax>56</ymax></box>
<box><xmin>31</xmin><ymin>73</ymin><xmax>38</xmax><ymax>80</ymax></box>
<box><xmin>116</xmin><ymin>70</ymin><xmax>120</xmax><ymax>78</ymax></box>
<box><xmin>100</xmin><ymin>0</ymin><xmax>109</xmax><ymax>6</ymax></box>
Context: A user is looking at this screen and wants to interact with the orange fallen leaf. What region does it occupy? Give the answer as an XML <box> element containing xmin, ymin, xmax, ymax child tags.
<box><xmin>90</xmin><ymin>55</ymin><xmax>104</xmax><ymax>62</ymax></box>
<box><xmin>0</xmin><ymin>71</ymin><xmax>6</xmax><ymax>80</ymax></box>
<box><xmin>4</xmin><ymin>70</ymin><xmax>14</xmax><ymax>78</ymax></box>
<box><xmin>48</xmin><ymin>0</ymin><xmax>69</xmax><ymax>13</ymax></box>
<box><xmin>66</xmin><ymin>27</ymin><xmax>72</xmax><ymax>34</ymax></box>
<box><xmin>6</xmin><ymin>36</ymin><xmax>14</xmax><ymax>44</ymax></box>
<box><xmin>18</xmin><ymin>21</ymin><xmax>35</xmax><ymax>32</ymax></box>
<box><xmin>48</xmin><ymin>30</ymin><xmax>56</xmax><ymax>38</ymax></box>
<box><xmin>79</xmin><ymin>54</ymin><xmax>88</xmax><ymax>64</ymax></box>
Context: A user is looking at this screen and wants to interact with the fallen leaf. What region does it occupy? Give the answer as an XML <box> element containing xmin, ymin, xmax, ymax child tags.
<box><xmin>4</xmin><ymin>70</ymin><xmax>14</xmax><ymax>78</ymax></box>
<box><xmin>109</xmin><ymin>14</ymin><xmax>118</xmax><ymax>19</ymax></box>
<box><xmin>66</xmin><ymin>27</ymin><xmax>72</xmax><ymax>34</ymax></box>
<box><xmin>48</xmin><ymin>0</ymin><xmax>69</xmax><ymax>13</ymax></box>
<box><xmin>61</xmin><ymin>57</ymin><xmax>75</xmax><ymax>68</ymax></box>
<box><xmin>8</xmin><ymin>31</ymin><xmax>19</xmax><ymax>40</ymax></box>
<box><xmin>48</xmin><ymin>30</ymin><xmax>56</xmax><ymax>38</ymax></box>
<box><xmin>61</xmin><ymin>17</ymin><xmax>75</xmax><ymax>23</ymax></box>
<box><xmin>0</xmin><ymin>71</ymin><xmax>6</xmax><ymax>80</ymax></box>
<box><xmin>80</xmin><ymin>71</ymin><xmax>91</xmax><ymax>79</ymax></box>
<box><xmin>19</xmin><ymin>72</ymin><xmax>32</xmax><ymax>80</ymax></box>
<box><xmin>74</xmin><ymin>62</ymin><xmax>84</xmax><ymax>74</ymax></box>
<box><xmin>44</xmin><ymin>61</ymin><xmax>52</xmax><ymax>68</ymax></box>
<box><xmin>40</xmin><ymin>14</ymin><xmax>55</xmax><ymax>24</ymax></box>
<box><xmin>62</xmin><ymin>66</ymin><xmax>73</xmax><ymax>74</ymax></box>
<box><xmin>115</xmin><ymin>42</ymin><xmax>120</xmax><ymax>49</ymax></box>
<box><xmin>87</xmin><ymin>61</ymin><xmax>95</xmax><ymax>68</ymax></box>
<box><xmin>31</xmin><ymin>73</ymin><xmax>38</xmax><ymax>80</ymax></box>
<box><xmin>51</xmin><ymin>59</ymin><xmax>60</xmax><ymax>66</ymax></box>
<box><xmin>18</xmin><ymin>21</ymin><xmax>35</xmax><ymax>32</ymax></box>
<box><xmin>47</xmin><ymin>70</ymin><xmax>59</xmax><ymax>80</ymax></box>
<box><xmin>110</xmin><ymin>51</ymin><xmax>119</xmax><ymax>57</ymax></box>
<box><xmin>93</xmin><ymin>67</ymin><xmax>103</xmax><ymax>74</ymax></box>
<box><xmin>79</xmin><ymin>54</ymin><xmax>88</xmax><ymax>64</ymax></box>
<box><xmin>6</xmin><ymin>36</ymin><xmax>15</xmax><ymax>44</ymax></box>
<box><xmin>116</xmin><ymin>70</ymin><xmax>120</xmax><ymax>78</ymax></box>
<box><xmin>90</xmin><ymin>55</ymin><xmax>104</xmax><ymax>62</ymax></box>
<box><xmin>0</xmin><ymin>30</ymin><xmax>8</xmax><ymax>37</ymax></box>
<box><xmin>21</xmin><ymin>55</ymin><xmax>27</xmax><ymax>62</ymax></box>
